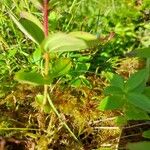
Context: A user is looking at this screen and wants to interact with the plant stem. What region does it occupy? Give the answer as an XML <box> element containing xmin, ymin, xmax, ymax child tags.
<box><xmin>43</xmin><ymin>0</ymin><xmax>49</xmax><ymax>37</ymax></box>
<box><xmin>43</xmin><ymin>0</ymin><xmax>49</xmax><ymax>106</ymax></box>
<box><xmin>42</xmin><ymin>0</ymin><xmax>78</xmax><ymax>142</ymax></box>
<box><xmin>0</xmin><ymin>128</ymin><xmax>40</xmax><ymax>131</ymax></box>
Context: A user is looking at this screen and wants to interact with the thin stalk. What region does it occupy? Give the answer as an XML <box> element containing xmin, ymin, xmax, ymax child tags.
<box><xmin>69</xmin><ymin>0</ymin><xmax>78</xmax><ymax>13</ymax></box>
<box><xmin>47</xmin><ymin>94</ymin><xmax>79</xmax><ymax>142</ymax></box>
<box><xmin>42</xmin><ymin>0</ymin><xmax>78</xmax><ymax>142</ymax></box>
<box><xmin>65</xmin><ymin>0</ymin><xmax>82</xmax><ymax>31</ymax></box>
<box><xmin>0</xmin><ymin>128</ymin><xmax>40</xmax><ymax>131</ymax></box>
<box><xmin>24</xmin><ymin>0</ymin><xmax>31</xmax><ymax>12</ymax></box>
<box><xmin>43</xmin><ymin>0</ymin><xmax>49</xmax><ymax>107</ymax></box>
<box><xmin>43</xmin><ymin>0</ymin><xmax>49</xmax><ymax>37</ymax></box>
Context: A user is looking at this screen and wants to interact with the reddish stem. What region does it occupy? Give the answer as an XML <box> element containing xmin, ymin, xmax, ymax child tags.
<box><xmin>43</xmin><ymin>0</ymin><xmax>49</xmax><ymax>37</ymax></box>
<box><xmin>43</xmin><ymin>0</ymin><xmax>49</xmax><ymax>107</ymax></box>
<box><xmin>43</xmin><ymin>0</ymin><xmax>49</xmax><ymax>76</ymax></box>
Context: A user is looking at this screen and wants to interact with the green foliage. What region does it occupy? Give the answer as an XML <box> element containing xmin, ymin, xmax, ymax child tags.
<box><xmin>99</xmin><ymin>95</ymin><xmax>125</xmax><ymax>111</ymax></box>
<box><xmin>109</xmin><ymin>74</ymin><xmax>124</xmax><ymax>89</ymax></box>
<box><xmin>142</xmin><ymin>130</ymin><xmax>150</xmax><ymax>139</ymax></box>
<box><xmin>69</xmin><ymin>31</ymin><xmax>99</xmax><ymax>47</ymax></box>
<box><xmin>125</xmin><ymin>69</ymin><xmax>148</xmax><ymax>91</ymax></box>
<box><xmin>99</xmin><ymin>68</ymin><xmax>150</xmax><ymax>121</ymax></box>
<box><xmin>15</xmin><ymin>70</ymin><xmax>52</xmax><ymax>85</ymax></box>
<box><xmin>136</xmin><ymin>47</ymin><xmax>150</xmax><ymax>58</ymax></box>
<box><xmin>35</xmin><ymin>94</ymin><xmax>51</xmax><ymax>113</ymax></box>
<box><xmin>30</xmin><ymin>0</ymin><xmax>43</xmax><ymax>10</ymax></box>
<box><xmin>9</xmin><ymin>13</ymin><xmax>44</xmax><ymax>44</ymax></box>
<box><xmin>125</xmin><ymin>106</ymin><xmax>150</xmax><ymax>120</ymax></box>
<box><xmin>126</xmin><ymin>142</ymin><xmax>150</xmax><ymax>150</ymax></box>
<box><xmin>1</xmin><ymin>0</ymin><xmax>150</xmax><ymax>149</ymax></box>
<box><xmin>50</xmin><ymin>58</ymin><xmax>72</xmax><ymax>78</ymax></box>
<box><xmin>127</xmin><ymin>93</ymin><xmax>150</xmax><ymax>113</ymax></box>
<box><xmin>41</xmin><ymin>32</ymin><xmax>94</xmax><ymax>52</ymax></box>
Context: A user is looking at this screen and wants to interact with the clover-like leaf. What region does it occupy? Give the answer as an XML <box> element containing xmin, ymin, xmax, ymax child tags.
<box><xmin>99</xmin><ymin>95</ymin><xmax>125</xmax><ymax>111</ymax></box>
<box><xmin>125</xmin><ymin>69</ymin><xmax>147</xmax><ymax>92</ymax></box>
<box><xmin>127</xmin><ymin>93</ymin><xmax>150</xmax><ymax>113</ymax></box>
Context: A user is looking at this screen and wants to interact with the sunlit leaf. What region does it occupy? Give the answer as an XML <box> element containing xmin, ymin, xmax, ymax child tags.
<box><xmin>69</xmin><ymin>31</ymin><xmax>99</xmax><ymax>47</ymax></box>
<box><xmin>42</xmin><ymin>32</ymin><xmax>88</xmax><ymax>52</ymax></box>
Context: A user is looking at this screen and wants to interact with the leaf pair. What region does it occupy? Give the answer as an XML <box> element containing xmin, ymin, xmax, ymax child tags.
<box><xmin>10</xmin><ymin>11</ymin><xmax>99</xmax><ymax>52</ymax></box>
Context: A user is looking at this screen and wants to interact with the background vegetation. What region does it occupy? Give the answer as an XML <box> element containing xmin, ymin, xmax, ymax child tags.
<box><xmin>0</xmin><ymin>0</ymin><xmax>150</xmax><ymax>149</ymax></box>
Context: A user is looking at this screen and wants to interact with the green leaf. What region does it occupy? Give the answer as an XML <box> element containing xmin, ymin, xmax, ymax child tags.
<box><xmin>20</xmin><ymin>11</ymin><xmax>44</xmax><ymax>31</ymax></box>
<box><xmin>32</xmin><ymin>48</ymin><xmax>42</xmax><ymax>62</ymax></box>
<box><xmin>126</xmin><ymin>142</ymin><xmax>150</xmax><ymax>150</ymax></box>
<box><xmin>51</xmin><ymin>58</ymin><xmax>72</xmax><ymax>78</ymax></box>
<box><xmin>43</xmin><ymin>104</ymin><xmax>51</xmax><ymax>113</ymax></box>
<box><xmin>42</xmin><ymin>32</ymin><xmax>88</xmax><ymax>52</ymax></box>
<box><xmin>99</xmin><ymin>95</ymin><xmax>125</xmax><ymax>111</ymax></box>
<box><xmin>70</xmin><ymin>78</ymin><xmax>82</xmax><ymax>87</ymax></box>
<box><xmin>129</xmin><ymin>81</ymin><xmax>145</xmax><ymax>93</ymax></box>
<box><xmin>115</xmin><ymin>116</ymin><xmax>128</xmax><ymax>127</ymax></box>
<box><xmin>136</xmin><ymin>47</ymin><xmax>150</xmax><ymax>58</ymax></box>
<box><xmin>125</xmin><ymin>105</ymin><xmax>150</xmax><ymax>120</ymax></box>
<box><xmin>127</xmin><ymin>93</ymin><xmax>150</xmax><ymax>113</ymax></box>
<box><xmin>15</xmin><ymin>71</ymin><xmax>52</xmax><ymax>85</ymax></box>
<box><xmin>35</xmin><ymin>94</ymin><xmax>51</xmax><ymax>113</ymax></box>
<box><xmin>110</xmin><ymin>74</ymin><xmax>124</xmax><ymax>89</ymax></box>
<box><xmin>75</xmin><ymin>62</ymin><xmax>90</xmax><ymax>73</ymax></box>
<box><xmin>80</xmin><ymin>76</ymin><xmax>92</xmax><ymax>89</ymax></box>
<box><xmin>69</xmin><ymin>31</ymin><xmax>99</xmax><ymax>47</ymax></box>
<box><xmin>125</xmin><ymin>69</ymin><xmax>147</xmax><ymax>92</ymax></box>
<box><xmin>10</xmin><ymin>12</ymin><xmax>44</xmax><ymax>44</ymax></box>
<box><xmin>104</xmin><ymin>86</ymin><xmax>124</xmax><ymax>95</ymax></box>
<box><xmin>142</xmin><ymin>130</ymin><xmax>150</xmax><ymax>139</ymax></box>
<box><xmin>20</xmin><ymin>12</ymin><xmax>45</xmax><ymax>44</ymax></box>
<box><xmin>35</xmin><ymin>94</ymin><xmax>43</xmax><ymax>104</ymax></box>
<box><xmin>9</xmin><ymin>13</ymin><xmax>37</xmax><ymax>44</ymax></box>
<box><xmin>69</xmin><ymin>31</ymin><xmax>97</xmax><ymax>41</ymax></box>
<box><xmin>143</xmin><ymin>87</ymin><xmax>150</xmax><ymax>98</ymax></box>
